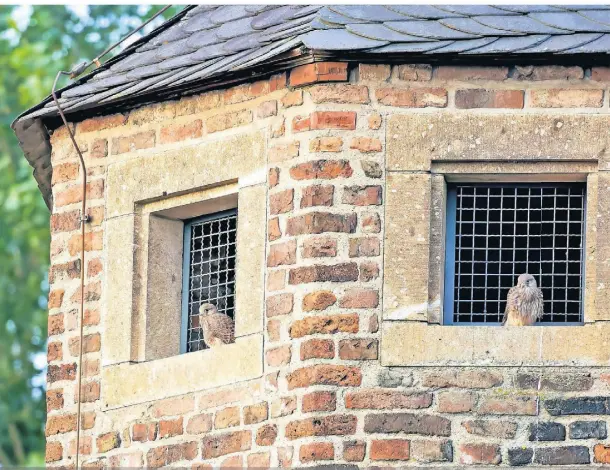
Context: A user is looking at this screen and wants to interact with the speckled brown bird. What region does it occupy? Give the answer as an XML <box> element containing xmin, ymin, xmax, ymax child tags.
<box><xmin>503</xmin><ymin>273</ymin><xmax>544</xmax><ymax>326</ymax></box>
<box><xmin>199</xmin><ymin>303</ymin><xmax>235</xmax><ymax>348</ymax></box>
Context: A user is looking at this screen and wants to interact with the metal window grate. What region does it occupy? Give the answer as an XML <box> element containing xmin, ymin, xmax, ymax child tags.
<box><xmin>444</xmin><ymin>183</ymin><xmax>585</xmax><ymax>325</ymax></box>
<box><xmin>182</xmin><ymin>209</ymin><xmax>237</xmax><ymax>352</ymax></box>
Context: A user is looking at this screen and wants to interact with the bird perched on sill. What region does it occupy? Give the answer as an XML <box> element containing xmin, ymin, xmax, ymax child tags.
<box><xmin>502</xmin><ymin>273</ymin><xmax>544</xmax><ymax>326</ymax></box>
<box><xmin>199</xmin><ymin>303</ymin><xmax>235</xmax><ymax>348</ymax></box>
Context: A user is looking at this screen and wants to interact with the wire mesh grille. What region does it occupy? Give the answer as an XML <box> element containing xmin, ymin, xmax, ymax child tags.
<box><xmin>450</xmin><ymin>184</ymin><xmax>585</xmax><ymax>324</ymax></box>
<box><xmin>185</xmin><ymin>210</ymin><xmax>237</xmax><ymax>352</ymax></box>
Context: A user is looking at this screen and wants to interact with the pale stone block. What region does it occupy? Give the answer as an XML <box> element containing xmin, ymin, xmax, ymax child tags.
<box><xmin>387</xmin><ymin>114</ymin><xmax>610</xmax><ymax>172</ymax></box>
<box><xmin>102</xmin><ymin>334</ymin><xmax>263</xmax><ymax>409</ymax></box>
<box><xmin>235</xmin><ymin>184</ymin><xmax>266</xmax><ymax>337</ymax></box>
<box><xmin>106</xmin><ymin>131</ymin><xmax>265</xmax><ymax>218</ymax></box>
<box><xmin>384</xmin><ymin>173</ymin><xmax>431</xmax><ymax>320</ymax></box>
<box><xmin>381</xmin><ymin>322</ymin><xmax>610</xmax><ymax>366</ymax></box>
<box><xmin>145</xmin><ymin>216</ymin><xmax>183</xmax><ymax>360</ymax></box>
<box><xmin>103</xmin><ymin>215</ymin><xmax>136</xmax><ymax>366</ymax></box>
<box><xmin>428</xmin><ymin>174</ymin><xmax>446</xmax><ymax>324</ymax></box>
<box><xmin>585</xmin><ymin>173</ymin><xmax>598</xmax><ymax>321</ymax></box>
<box><xmin>595</xmin><ymin>172</ymin><xmax>610</xmax><ymax>321</ymax></box>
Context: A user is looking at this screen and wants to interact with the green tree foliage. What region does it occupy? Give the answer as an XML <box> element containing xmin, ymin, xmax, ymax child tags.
<box><xmin>0</xmin><ymin>5</ymin><xmax>182</xmax><ymax>465</ymax></box>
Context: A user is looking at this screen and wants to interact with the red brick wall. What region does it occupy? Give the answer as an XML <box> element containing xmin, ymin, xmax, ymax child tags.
<box><xmin>45</xmin><ymin>62</ymin><xmax>610</xmax><ymax>467</ymax></box>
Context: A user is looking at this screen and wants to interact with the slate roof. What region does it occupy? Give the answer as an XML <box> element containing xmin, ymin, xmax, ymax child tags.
<box><xmin>12</xmin><ymin>4</ymin><xmax>610</xmax><ymax>208</ymax></box>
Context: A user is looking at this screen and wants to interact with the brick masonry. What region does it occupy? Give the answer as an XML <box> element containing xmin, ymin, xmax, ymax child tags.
<box><xmin>45</xmin><ymin>62</ymin><xmax>610</xmax><ymax>467</ymax></box>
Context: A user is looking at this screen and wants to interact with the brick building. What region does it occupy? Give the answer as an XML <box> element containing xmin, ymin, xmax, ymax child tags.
<box><xmin>12</xmin><ymin>5</ymin><xmax>610</xmax><ymax>467</ymax></box>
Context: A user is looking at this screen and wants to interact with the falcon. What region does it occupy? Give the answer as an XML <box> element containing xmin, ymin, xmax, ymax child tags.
<box><xmin>502</xmin><ymin>273</ymin><xmax>544</xmax><ymax>326</ymax></box>
<box><xmin>199</xmin><ymin>303</ymin><xmax>235</xmax><ymax>348</ymax></box>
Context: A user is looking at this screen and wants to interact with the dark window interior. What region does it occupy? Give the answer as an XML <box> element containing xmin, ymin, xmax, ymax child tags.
<box><xmin>445</xmin><ymin>183</ymin><xmax>585</xmax><ymax>325</ymax></box>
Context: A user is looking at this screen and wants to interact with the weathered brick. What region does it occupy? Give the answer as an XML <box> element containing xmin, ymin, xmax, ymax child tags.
<box><xmin>422</xmin><ymin>370</ymin><xmax>503</xmax><ymax>389</ymax></box>
<box><xmin>397</xmin><ymin>64</ymin><xmax>432</xmax><ymax>81</ymax></box>
<box><xmin>310</xmin><ymin>84</ymin><xmax>369</xmax><ymax>104</ymax></box>
<box><xmin>256</xmin><ymin>424</ymin><xmax>277</xmax><ymax>446</ymax></box>
<box><xmin>256</xmin><ymin>100</ymin><xmax>277</xmax><ymax>119</ymax></box>
<box><xmin>223</xmin><ymin>80</ymin><xmax>269</xmax><ymax>104</ymax></box>
<box><xmin>48</xmin><ymin>313</ymin><xmax>65</xmax><ymax>336</ymax></box>
<box><xmin>530</xmin><ymin>89</ymin><xmax>604</xmax><ymax>108</ymax></box>
<box><xmin>185</xmin><ymin>414</ymin><xmax>212</xmax><ymax>435</ymax></box>
<box><xmin>339</xmin><ymin>338</ymin><xmax>378</xmax><ymax>360</ymax></box>
<box><xmin>534</xmin><ymin>446</ymin><xmax>590</xmax><ymax>465</ymax></box>
<box><xmin>266</xmin><ymin>345</ymin><xmax>291</xmax><ymax>367</ymax></box>
<box><xmin>46</xmin><ymin>441</ymin><xmax>63</xmax><ymax>462</ymax></box>
<box><xmin>289</xmin><ymin>262</ymin><xmax>359</xmax><ymax>284</ymax></box>
<box><xmin>290</xmin><ymin>160</ymin><xmax>353</xmax><ymax>180</ymax></box>
<box><xmin>48</xmin><ymin>363</ymin><xmax>76</xmax><ymax>383</ymax></box>
<box><xmin>290</xmin><ymin>62</ymin><xmax>348</xmax><ymax>87</ymax></box>
<box><xmin>87</xmin><ymin>258</ymin><xmax>103</xmax><ymax>278</ymax></box>
<box><xmin>360</xmin><ymin>262</ymin><xmax>380</xmax><ymax>282</ymax></box>
<box><xmin>270</xmin><ymin>118</ymin><xmax>285</xmax><ymax>138</ymax></box>
<box><xmin>158</xmin><ymin>418</ymin><xmax>183</xmax><ymax>438</ymax></box>
<box><xmin>514</xmin><ymin>372</ymin><xmax>593</xmax><ymax>391</ymax></box>
<box><xmin>90</xmin><ymin>138</ymin><xmax>108</xmax><ymax>158</ymax></box>
<box><xmin>51</xmin><ymin>211</ymin><xmax>80</xmax><ymax>233</ymax></box>
<box><xmin>529</xmin><ymin>422</ymin><xmax>565</xmax><ymax>441</ymax></box>
<box><xmin>346</xmin><ymin>390</ymin><xmax>431</xmax><ymax>410</ymax></box>
<box><xmin>68</xmin><ymin>333</ymin><xmax>101</xmax><ymax>356</ymax></box>
<box><xmin>302</xmin><ymin>290</ymin><xmax>337</xmax><ymax>311</ymax></box>
<box><xmin>266</xmin><ymin>293</ymin><xmax>293</xmax><ymax>317</ymax></box>
<box><xmin>55</xmin><ymin>180</ymin><xmax>104</xmax><ymax>207</ymax></box>
<box><xmin>350</xmin><ymin>137</ymin><xmax>382</xmax><ymax>153</ymax></box>
<box><xmin>437</xmin><ymin>390</ymin><xmax>477</xmax><ymax>413</ymax></box>
<box><xmin>371</xmin><ymin>439</ymin><xmax>410</xmax><ymax>461</ymax></box>
<box><xmin>267</xmin><ymin>240</ymin><xmax>296</xmax><ymax>267</ymax></box>
<box><xmin>459</xmin><ymin>443</ymin><xmax>501</xmax><ymax>465</ymax></box>
<box><xmin>364</xmin><ymin>413</ymin><xmax>451</xmax><ymax>436</ymax></box>
<box><xmin>376</xmin><ymin>87</ymin><xmax>447</xmax><ymax>108</ymax></box>
<box><xmin>301</xmin><ymin>184</ymin><xmax>334</xmax><ymax>208</ymax></box>
<box><xmin>266</xmin><ymin>269</ymin><xmax>285</xmax><ymax>293</ymax></box>
<box><xmin>513</xmin><ymin>65</ymin><xmax>583</xmax><ymax>80</ymax></box>
<box><xmin>544</xmin><ymin>396</ymin><xmax>609</xmax><ymax>416</ymax></box>
<box><xmin>244</xmin><ymin>402</ymin><xmax>268</xmax><ymax>425</ymax></box>
<box><xmin>368</xmin><ymin>113</ymin><xmax>382</xmax><ymax>130</ymax></box>
<box><xmin>303</xmin><ymin>391</ymin><xmax>336</xmax><ymax>413</ymax></box>
<box><xmin>281</xmin><ymin>90</ymin><xmax>303</xmax><ymax>107</ymax></box>
<box><xmin>411</xmin><ymin>439</ymin><xmax>453</xmax><ymax>463</ymax></box>
<box><xmin>348</xmin><ymin>237</ymin><xmax>380</xmax><ymax>258</ymax></box>
<box><xmin>592</xmin><ymin>67</ymin><xmax>610</xmax><ymax>81</ymax></box>
<box><xmin>74</xmin><ymin>380</ymin><xmax>100</xmax><ymax>403</ymax></box>
<box><xmin>270</xmin><ymin>396</ymin><xmax>296</xmax><ymax>418</ymax></box>
<box><xmin>302</xmin><ymin>236</ymin><xmax>337</xmax><ymax>258</ymax></box>
<box><xmin>462</xmin><ymin>420</ymin><xmax>517</xmax><ymax>439</ymax></box>
<box><xmin>435</xmin><ymin>66</ymin><xmax>508</xmax><ymax>80</ymax></box>
<box><xmin>287</xmin><ymin>212</ymin><xmax>356</xmax><ymax>236</ymax></box>
<box><xmin>300</xmin><ymin>442</ymin><xmax>334</xmax><ymax>462</ymax></box>
<box><xmin>147</xmin><ymin>442</ymin><xmax>197</xmax><ymax>467</ymax></box>
<box><xmin>112</xmin><ymin>130</ymin><xmax>156</xmax><ymax>154</ymax></box>
<box><xmin>300</xmin><ymin>338</ymin><xmax>335</xmax><ymax>360</ymax></box>
<box><xmin>292</xmin><ymin>115</ymin><xmax>311</xmax><ymax>133</ymax></box>
<box><xmin>455</xmin><ymin>89</ymin><xmax>524</xmax><ymax>109</ymax></box>
<box><xmin>270</xmin><ymin>189</ymin><xmax>294</xmax><ymax>215</ymax></box>
<box><xmin>46</xmin><ymin>413</ymin><xmax>77</xmax><ymax>436</ymax></box>
<box><xmin>202</xmin><ymin>430</ymin><xmax>251</xmax><ymax>459</ymax></box>
<box><xmin>285</xmin><ymin>415</ymin><xmax>357</xmax><ymax>440</ymax></box>
<box><xmin>109</xmin><ymin>452</ymin><xmax>144</xmax><ymax>468</ymax></box>
<box><xmin>595</xmin><ymin>444</ymin><xmax>610</xmax><ymax>463</ymax></box>
<box><xmin>478</xmin><ymin>395</ymin><xmax>537</xmax><ymax>416</ymax></box>
<box><xmin>269</xmin><ymin>167</ymin><xmax>279</xmax><ymax>188</ymax></box>
<box><xmin>97</xmin><ymin>432</ymin><xmax>120</xmax><ymax>453</ymax></box>
<box><xmin>206</xmin><ymin>109</ymin><xmax>252</xmax><ymax>133</ymax></box>
<box><xmin>343</xmin><ymin>441</ymin><xmax>366</xmax><ymax>462</ymax></box>
<box><xmin>68</xmin><ymin>231</ymin><xmax>103</xmax><ymax>256</ymax></box>
<box><xmin>79</xmin><ymin>113</ymin><xmax>127</xmax><ymax>133</ymax></box>
<box><xmin>569</xmin><ymin>420</ymin><xmax>607</xmax><ymax>439</ymax></box>
<box><xmin>159</xmin><ymin>120</ymin><xmax>202</xmax><ymax>144</ymax></box>
<box><xmin>342</xmin><ymin>185</ymin><xmax>382</xmax><ymax>206</ymax></box>
<box><xmin>268</xmin><ymin>217</ymin><xmax>281</xmax><ymax>241</ymax></box>
<box><xmin>270</xmin><ymin>73</ymin><xmax>287</xmax><ymax>91</ymax></box>
<box><xmin>287</xmin><ymin>365</ymin><xmax>361</xmax><ymax>390</ymax></box>
<box><xmin>49</xmin><ymin>258</ymin><xmax>81</xmax><ymax>283</ymax></box>
<box><xmin>361</xmin><ymin>160</ymin><xmax>382</xmax><ymax>178</ymax></box>
<box><xmin>266</xmin><ymin>318</ymin><xmax>281</xmax><ymax>341</ymax></box>
<box><xmin>311</xmin><ymin>111</ymin><xmax>356</xmax><ymax>130</ymax></box>
<box><xmin>358</xmin><ymin>63</ymin><xmax>390</xmax><ymax>81</ymax></box>
<box><xmin>247</xmin><ymin>451</ymin><xmax>270</xmax><ymax>469</ymax></box>
<box><xmin>309</xmin><ymin>136</ymin><xmax>343</xmax><ymax>153</ymax></box>
<box><xmin>269</xmin><ymin>141</ymin><xmax>299</xmax><ymax>163</ymax></box>
<box><xmin>151</xmin><ymin>396</ymin><xmax>195</xmax><ymax>418</ymax></box>
<box><xmin>47</xmin><ymin>389</ymin><xmax>64</xmax><ymax>412</ymax></box>
<box><xmin>133</xmin><ymin>422</ymin><xmax>158</xmax><ymax>442</ymax></box>
<box><xmin>340</xmin><ymin>288</ymin><xmax>379</xmax><ymax>308</ymax></box>
<box><xmin>52</xmin><ymin>162</ymin><xmax>80</xmax><ymax>185</ymax></box>
<box><xmin>508</xmin><ymin>447</ymin><xmax>533</xmax><ymax>466</ymax></box>
<box><xmin>290</xmin><ymin>313</ymin><xmax>359</xmax><ymax>338</ymax></box>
